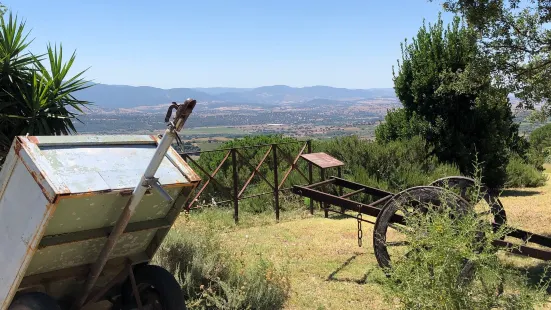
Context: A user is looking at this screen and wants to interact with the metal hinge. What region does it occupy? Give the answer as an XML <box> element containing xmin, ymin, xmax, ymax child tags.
<box><xmin>143</xmin><ymin>177</ymin><xmax>173</xmax><ymax>202</ymax></box>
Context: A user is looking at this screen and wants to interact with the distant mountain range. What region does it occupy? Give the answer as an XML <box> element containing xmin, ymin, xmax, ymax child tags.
<box><xmin>74</xmin><ymin>83</ymin><xmax>397</xmax><ymax>109</ymax></box>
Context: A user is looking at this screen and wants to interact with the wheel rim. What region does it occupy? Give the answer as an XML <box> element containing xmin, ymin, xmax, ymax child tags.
<box><xmin>429</xmin><ymin>176</ymin><xmax>507</xmax><ymax>231</ymax></box>
<box><xmin>373</xmin><ymin>186</ymin><xmax>471</xmax><ymax>270</ymax></box>
<box><xmin>128</xmin><ymin>284</ymin><xmax>163</xmax><ymax>310</ymax></box>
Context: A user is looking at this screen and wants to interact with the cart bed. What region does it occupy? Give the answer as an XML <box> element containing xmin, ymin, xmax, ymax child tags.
<box><xmin>0</xmin><ymin>135</ymin><xmax>200</xmax><ymax>309</ymax></box>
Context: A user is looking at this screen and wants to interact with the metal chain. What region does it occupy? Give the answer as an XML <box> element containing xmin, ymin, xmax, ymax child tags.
<box><xmin>357</xmin><ymin>212</ymin><xmax>363</xmax><ymax>247</ymax></box>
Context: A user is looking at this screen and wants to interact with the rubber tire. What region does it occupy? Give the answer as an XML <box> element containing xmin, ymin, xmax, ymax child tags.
<box><xmin>8</xmin><ymin>292</ymin><xmax>60</xmax><ymax>310</ymax></box>
<box><xmin>121</xmin><ymin>264</ymin><xmax>186</xmax><ymax>310</ymax></box>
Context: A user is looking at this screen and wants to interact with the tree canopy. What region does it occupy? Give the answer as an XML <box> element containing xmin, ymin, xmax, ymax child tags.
<box><xmin>433</xmin><ymin>0</ymin><xmax>551</xmax><ymax>117</ymax></box>
<box><xmin>376</xmin><ymin>15</ymin><xmax>519</xmax><ymax>188</ymax></box>
<box><xmin>0</xmin><ymin>13</ymin><xmax>91</xmax><ymax>165</ymax></box>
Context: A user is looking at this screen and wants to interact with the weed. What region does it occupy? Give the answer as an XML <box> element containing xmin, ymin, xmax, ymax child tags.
<box><xmin>152</xmin><ymin>226</ymin><xmax>290</xmax><ymax>310</ymax></box>
<box><xmin>378</xmin><ymin>174</ymin><xmax>550</xmax><ymax>310</ymax></box>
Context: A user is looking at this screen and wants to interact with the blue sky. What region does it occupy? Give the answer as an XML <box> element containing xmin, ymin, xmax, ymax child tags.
<box><xmin>4</xmin><ymin>0</ymin><xmax>452</xmax><ymax>89</ymax></box>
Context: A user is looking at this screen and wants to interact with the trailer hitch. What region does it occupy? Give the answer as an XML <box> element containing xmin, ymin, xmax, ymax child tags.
<box><xmin>165</xmin><ymin>99</ymin><xmax>196</xmax><ymax>131</ymax></box>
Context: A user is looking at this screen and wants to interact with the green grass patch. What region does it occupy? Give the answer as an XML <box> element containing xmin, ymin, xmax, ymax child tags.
<box><xmin>195</xmin><ymin>141</ymin><xmax>224</xmax><ymax>151</ymax></box>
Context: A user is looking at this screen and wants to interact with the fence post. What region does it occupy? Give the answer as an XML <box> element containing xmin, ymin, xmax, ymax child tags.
<box><xmin>338</xmin><ymin>167</ymin><xmax>344</xmax><ymax>213</ymax></box>
<box><xmin>232</xmin><ymin>148</ymin><xmax>239</xmax><ymax>224</ymax></box>
<box><xmin>322</xmin><ymin>168</ymin><xmax>328</xmax><ymax>218</ymax></box>
<box><xmin>307</xmin><ymin>140</ymin><xmax>314</xmax><ymax>215</ymax></box>
<box><xmin>273</xmin><ymin>144</ymin><xmax>280</xmax><ymax>222</ymax></box>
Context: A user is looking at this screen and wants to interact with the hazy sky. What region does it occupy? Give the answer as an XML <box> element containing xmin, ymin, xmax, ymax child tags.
<box><xmin>5</xmin><ymin>0</ymin><xmax>453</xmax><ymax>89</ymax></box>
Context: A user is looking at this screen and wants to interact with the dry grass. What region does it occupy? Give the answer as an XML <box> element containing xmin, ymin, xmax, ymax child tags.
<box><xmin>175</xmin><ymin>169</ymin><xmax>551</xmax><ymax>309</ymax></box>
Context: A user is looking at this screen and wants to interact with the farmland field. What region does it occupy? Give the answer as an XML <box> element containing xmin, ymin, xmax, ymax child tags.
<box><xmin>181</xmin><ymin>126</ymin><xmax>247</xmax><ymax>136</ymax></box>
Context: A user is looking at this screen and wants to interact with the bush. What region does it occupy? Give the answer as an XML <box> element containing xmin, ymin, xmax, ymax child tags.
<box><xmin>153</xmin><ymin>227</ymin><xmax>290</xmax><ymax>309</ymax></box>
<box><xmin>505</xmin><ymin>155</ymin><xmax>547</xmax><ymax>188</ymax></box>
<box><xmin>317</xmin><ymin>135</ymin><xmax>460</xmax><ymax>193</ymax></box>
<box><xmin>379</xmin><ymin>184</ymin><xmax>550</xmax><ymax>309</ymax></box>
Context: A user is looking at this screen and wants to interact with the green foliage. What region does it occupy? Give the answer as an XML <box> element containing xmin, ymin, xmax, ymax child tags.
<box><xmin>379</xmin><ymin>15</ymin><xmax>519</xmax><ymax>188</ymax></box>
<box><xmin>316</xmin><ymin>135</ymin><xmax>460</xmax><ymax>193</ymax></box>
<box><xmin>379</xmin><ymin>182</ymin><xmax>549</xmax><ymax>309</ymax></box>
<box><xmin>374</xmin><ymin>108</ymin><xmax>428</xmax><ymax>143</ymax></box>
<box><xmin>191</xmin><ymin>134</ymin><xmax>309</xmax><ymax>210</ymax></box>
<box><xmin>435</xmin><ymin>0</ymin><xmax>551</xmax><ymax>116</ymax></box>
<box><xmin>529</xmin><ymin>123</ymin><xmax>551</xmax><ymax>164</ymax></box>
<box><xmin>505</xmin><ymin>154</ymin><xmax>547</xmax><ymax>188</ymax></box>
<box><xmin>0</xmin><ymin>13</ymin><xmax>91</xmax><ymax>165</ymax></box>
<box><xmin>153</xmin><ymin>227</ymin><xmax>290</xmax><ymax>310</ymax></box>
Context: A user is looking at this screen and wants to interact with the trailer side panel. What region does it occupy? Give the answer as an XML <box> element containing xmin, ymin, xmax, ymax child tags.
<box><xmin>0</xmin><ymin>160</ymin><xmax>53</xmax><ymax>310</ymax></box>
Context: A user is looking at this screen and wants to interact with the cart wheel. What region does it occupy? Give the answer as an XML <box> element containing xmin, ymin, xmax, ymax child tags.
<box><xmin>429</xmin><ymin>176</ymin><xmax>507</xmax><ymax>230</ymax></box>
<box><xmin>8</xmin><ymin>291</ymin><xmax>60</xmax><ymax>310</ymax></box>
<box><xmin>121</xmin><ymin>264</ymin><xmax>186</xmax><ymax>310</ymax></box>
<box><xmin>373</xmin><ymin>186</ymin><xmax>471</xmax><ymax>270</ymax></box>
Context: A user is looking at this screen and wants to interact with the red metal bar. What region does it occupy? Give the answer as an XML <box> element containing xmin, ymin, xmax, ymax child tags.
<box><xmin>370</xmin><ymin>195</ymin><xmax>393</xmax><ymax>207</ymax></box>
<box><xmin>340</xmin><ymin>188</ymin><xmax>365</xmax><ymax>199</ymax></box>
<box><xmin>236</xmin><ymin>147</ymin><xmax>274</xmax><ymax>198</ymax></box>
<box><xmin>127</xmin><ymin>264</ymin><xmax>143</xmax><ymax>310</ymax></box>
<box><xmin>185</xmin><ymin>151</ymin><xmax>231</xmax><ymax>209</ymax></box>
<box><xmin>273</xmin><ymin>144</ymin><xmax>280</xmax><ymax>221</ymax></box>
<box><xmin>503</xmin><ymin>227</ymin><xmax>551</xmax><ymax>248</ymax></box>
<box><xmin>84</xmin><ymin>266</ymin><xmax>129</xmax><ymax>305</ymax></box>
<box><xmin>180</xmin><ymin>140</ymin><xmax>308</xmax><ymax>155</ymax></box>
<box><xmin>492</xmin><ymin>240</ymin><xmax>551</xmax><ymax>261</ymax></box>
<box><xmin>278</xmin><ymin>143</ymin><xmax>307</xmax><ymax>188</ymax></box>
<box><xmin>307</xmin><ymin>140</ymin><xmax>314</xmax><ymax>215</ymax></box>
<box><xmin>330</xmin><ymin>177</ymin><xmax>393</xmax><ymax>198</ymax></box>
<box><xmin>188</xmin><ymin>187</ymin><xmax>298</xmax><ymax>210</ymax></box>
<box><xmin>232</xmin><ymin>149</ymin><xmax>239</xmax><ymax>223</ymax></box>
<box><xmin>276</xmin><ymin>145</ymin><xmax>310</xmax><ymax>183</ymax></box>
<box><xmin>292</xmin><ymin>185</ymin><xmax>405</xmax><ymax>224</ymax></box>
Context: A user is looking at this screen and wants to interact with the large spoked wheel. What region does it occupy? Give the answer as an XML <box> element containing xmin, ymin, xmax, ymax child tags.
<box><xmin>121</xmin><ymin>265</ymin><xmax>186</xmax><ymax>310</ymax></box>
<box><xmin>429</xmin><ymin>176</ymin><xmax>507</xmax><ymax>231</ymax></box>
<box><xmin>373</xmin><ymin>186</ymin><xmax>471</xmax><ymax>271</ymax></box>
<box><xmin>8</xmin><ymin>291</ymin><xmax>60</xmax><ymax>310</ymax></box>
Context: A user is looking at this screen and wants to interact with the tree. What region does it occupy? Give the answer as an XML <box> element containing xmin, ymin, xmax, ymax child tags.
<box><xmin>0</xmin><ymin>13</ymin><xmax>91</xmax><ymax>165</ymax></box>
<box><xmin>377</xmin><ymin>15</ymin><xmax>519</xmax><ymax>188</ymax></box>
<box><xmin>530</xmin><ymin>123</ymin><xmax>551</xmax><ymax>153</ymax></box>
<box><xmin>433</xmin><ymin>0</ymin><xmax>551</xmax><ymax>118</ymax></box>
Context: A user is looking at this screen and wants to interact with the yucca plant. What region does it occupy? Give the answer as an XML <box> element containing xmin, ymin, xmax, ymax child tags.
<box><xmin>0</xmin><ymin>12</ymin><xmax>92</xmax><ymax>165</ymax></box>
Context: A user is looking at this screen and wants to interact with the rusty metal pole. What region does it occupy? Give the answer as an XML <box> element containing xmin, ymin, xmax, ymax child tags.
<box><xmin>338</xmin><ymin>167</ymin><xmax>344</xmax><ymax>213</ymax></box>
<box><xmin>322</xmin><ymin>168</ymin><xmax>328</xmax><ymax>218</ymax></box>
<box><xmin>71</xmin><ymin>100</ymin><xmax>196</xmax><ymax>310</ymax></box>
<box><xmin>273</xmin><ymin>144</ymin><xmax>280</xmax><ymax>222</ymax></box>
<box><xmin>307</xmin><ymin>140</ymin><xmax>314</xmax><ymax>215</ymax></box>
<box><xmin>232</xmin><ymin>148</ymin><xmax>239</xmax><ymax>224</ymax></box>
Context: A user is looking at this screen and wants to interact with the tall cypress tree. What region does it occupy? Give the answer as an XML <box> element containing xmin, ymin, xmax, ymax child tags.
<box><xmin>377</xmin><ymin>16</ymin><xmax>519</xmax><ymax>188</ymax></box>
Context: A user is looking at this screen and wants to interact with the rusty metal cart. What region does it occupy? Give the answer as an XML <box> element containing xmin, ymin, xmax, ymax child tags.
<box><xmin>0</xmin><ymin>100</ymin><xmax>200</xmax><ymax>310</ymax></box>
<box><xmin>292</xmin><ymin>174</ymin><xmax>551</xmax><ymax>270</ymax></box>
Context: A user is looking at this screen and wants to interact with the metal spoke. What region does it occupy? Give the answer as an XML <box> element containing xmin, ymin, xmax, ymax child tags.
<box><xmin>389</xmin><ymin>223</ymin><xmax>412</xmax><ymax>234</ymax></box>
<box><xmin>386</xmin><ymin>241</ymin><xmax>410</xmax><ymax>247</ymax></box>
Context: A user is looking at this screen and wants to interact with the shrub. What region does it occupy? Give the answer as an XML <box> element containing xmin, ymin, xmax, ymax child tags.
<box><xmin>378</xmin><ymin>183</ymin><xmax>550</xmax><ymax>309</ymax></box>
<box><xmin>153</xmin><ymin>227</ymin><xmax>290</xmax><ymax>310</ymax></box>
<box><xmin>317</xmin><ymin>135</ymin><xmax>460</xmax><ymax>192</ymax></box>
<box><xmin>505</xmin><ymin>155</ymin><xmax>547</xmax><ymax>188</ymax></box>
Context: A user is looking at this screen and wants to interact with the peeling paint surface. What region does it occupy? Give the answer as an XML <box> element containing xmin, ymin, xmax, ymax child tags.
<box><xmin>25</xmin><ymin>230</ymin><xmax>156</xmax><ymax>275</ymax></box>
<box><xmin>29</xmin><ymin>135</ymin><xmax>156</xmax><ymax>146</ymax></box>
<box><xmin>38</xmin><ymin>144</ymin><xmax>188</xmax><ymax>193</ymax></box>
<box><xmin>0</xmin><ymin>161</ymin><xmax>53</xmax><ymax>309</ymax></box>
<box><xmin>44</xmin><ymin>187</ymin><xmax>180</xmax><ymax>236</ymax></box>
<box><xmin>0</xmin><ymin>135</ymin><xmax>201</xmax><ymax>308</ymax></box>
